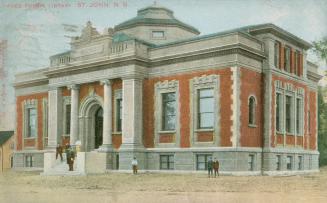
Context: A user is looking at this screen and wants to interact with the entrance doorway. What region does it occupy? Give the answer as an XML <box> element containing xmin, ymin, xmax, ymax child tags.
<box><xmin>94</xmin><ymin>107</ymin><xmax>103</xmax><ymax>149</ymax></box>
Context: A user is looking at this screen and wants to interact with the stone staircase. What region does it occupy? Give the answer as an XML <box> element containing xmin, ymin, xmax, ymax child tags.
<box><xmin>41</xmin><ymin>154</ymin><xmax>85</xmax><ymax>176</ymax></box>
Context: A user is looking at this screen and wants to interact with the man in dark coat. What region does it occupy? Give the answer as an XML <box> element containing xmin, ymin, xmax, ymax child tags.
<box><xmin>56</xmin><ymin>144</ymin><xmax>63</xmax><ymax>161</ymax></box>
<box><xmin>213</xmin><ymin>158</ymin><xmax>220</xmax><ymax>177</ymax></box>
<box><xmin>207</xmin><ymin>157</ymin><xmax>213</xmax><ymax>178</ymax></box>
<box><xmin>68</xmin><ymin>147</ymin><xmax>75</xmax><ymax>171</ymax></box>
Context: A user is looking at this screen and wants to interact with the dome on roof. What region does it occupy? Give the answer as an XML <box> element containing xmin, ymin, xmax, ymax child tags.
<box><xmin>115</xmin><ymin>5</ymin><xmax>199</xmax><ymax>34</ymax></box>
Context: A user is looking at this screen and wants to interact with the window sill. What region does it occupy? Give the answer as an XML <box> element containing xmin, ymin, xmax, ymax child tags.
<box><xmin>112</xmin><ymin>132</ymin><xmax>122</xmax><ymax>135</ymax></box>
<box><xmin>248</xmin><ymin>124</ymin><xmax>257</xmax><ymax>128</ymax></box>
<box><xmin>24</xmin><ymin>137</ymin><xmax>36</xmax><ymax>140</ymax></box>
<box><xmin>195</xmin><ymin>128</ymin><xmax>214</xmax><ymax>132</ymax></box>
<box><xmin>159</xmin><ymin>130</ymin><xmax>176</xmax><ymax>134</ymax></box>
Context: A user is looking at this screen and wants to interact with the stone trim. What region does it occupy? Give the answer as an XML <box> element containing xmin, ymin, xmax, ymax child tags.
<box><xmin>189</xmin><ymin>74</ymin><xmax>220</xmax><ymax>147</ymax></box>
<box><xmin>231</xmin><ymin>67</ymin><xmax>241</xmax><ymax>147</ymax></box>
<box><xmin>274</xmin><ymin>80</ymin><xmax>305</xmax><ymax>148</ymax></box>
<box><xmin>154</xmin><ymin>80</ymin><xmax>180</xmax><ymax>148</ymax></box>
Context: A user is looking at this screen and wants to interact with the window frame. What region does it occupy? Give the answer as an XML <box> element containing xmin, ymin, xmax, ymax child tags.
<box><xmin>151</xmin><ymin>30</ymin><xmax>165</xmax><ymax>39</ymax></box>
<box><xmin>25</xmin><ymin>155</ymin><xmax>34</xmax><ymax>167</ymax></box>
<box><xmin>160</xmin><ymin>154</ymin><xmax>174</xmax><ymax>170</ymax></box>
<box><xmin>154</xmin><ymin>80</ymin><xmax>180</xmax><ymax>147</ymax></box>
<box><xmin>114</xmin><ymin>89</ymin><xmax>123</xmax><ymax>133</ymax></box>
<box><xmin>161</xmin><ymin>92</ymin><xmax>177</xmax><ymax>131</ymax></box>
<box><xmin>276</xmin><ymin>92</ymin><xmax>283</xmax><ymax>132</ymax></box>
<box><xmin>276</xmin><ymin>155</ymin><xmax>281</xmax><ymax>171</ymax></box>
<box><xmin>285</xmin><ymin>95</ymin><xmax>293</xmax><ymax>134</ymax></box>
<box><xmin>286</xmin><ymin>156</ymin><xmax>293</xmax><ymax>170</ymax></box>
<box><xmin>298</xmin><ymin>156</ymin><xmax>303</xmax><ymax>170</ymax></box>
<box><xmin>248</xmin><ymin>154</ymin><xmax>255</xmax><ymax>171</ymax></box>
<box><xmin>274</xmin><ymin>41</ymin><xmax>280</xmax><ymax>68</ymax></box>
<box><xmin>295</xmin><ymin>97</ymin><xmax>304</xmax><ymax>135</ymax></box>
<box><xmin>190</xmin><ymin>75</ymin><xmax>219</xmax><ymax>147</ymax></box>
<box><xmin>248</xmin><ymin>96</ymin><xmax>256</xmax><ymax>126</ymax></box>
<box><xmin>197</xmin><ymin>88</ymin><xmax>215</xmax><ymax>129</ymax></box>
<box><xmin>284</xmin><ymin>46</ymin><xmax>291</xmax><ymax>72</ymax></box>
<box><xmin>42</xmin><ymin>98</ymin><xmax>48</xmax><ymax>148</ymax></box>
<box><xmin>62</xmin><ymin>96</ymin><xmax>71</xmax><ymax>136</ymax></box>
<box><xmin>27</xmin><ymin>108</ymin><xmax>37</xmax><ymax>138</ymax></box>
<box><xmin>294</xmin><ymin>51</ymin><xmax>299</xmax><ymax>75</ymax></box>
<box><xmin>196</xmin><ymin>154</ymin><xmax>212</xmax><ymax>171</ymax></box>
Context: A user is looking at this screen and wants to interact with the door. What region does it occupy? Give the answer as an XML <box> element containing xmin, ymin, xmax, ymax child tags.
<box><xmin>94</xmin><ymin>107</ymin><xmax>103</xmax><ymax>149</ymax></box>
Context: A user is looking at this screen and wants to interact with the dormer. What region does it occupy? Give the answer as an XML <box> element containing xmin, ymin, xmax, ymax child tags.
<box><xmin>114</xmin><ymin>5</ymin><xmax>200</xmax><ymax>45</ymax></box>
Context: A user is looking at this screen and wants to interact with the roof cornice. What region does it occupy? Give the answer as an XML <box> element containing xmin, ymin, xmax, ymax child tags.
<box><xmin>246</xmin><ymin>24</ymin><xmax>312</xmax><ymax>50</ymax></box>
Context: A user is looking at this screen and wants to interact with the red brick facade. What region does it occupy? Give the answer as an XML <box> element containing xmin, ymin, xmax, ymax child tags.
<box><xmin>143</xmin><ymin>68</ymin><xmax>233</xmax><ymax>148</ymax></box>
<box><xmin>239</xmin><ymin>68</ymin><xmax>263</xmax><ymax>147</ymax></box>
<box><xmin>15</xmin><ymin>65</ymin><xmax>317</xmax><ymax>152</ymax></box>
<box><xmin>16</xmin><ymin>93</ymin><xmax>48</xmax><ymax>150</ymax></box>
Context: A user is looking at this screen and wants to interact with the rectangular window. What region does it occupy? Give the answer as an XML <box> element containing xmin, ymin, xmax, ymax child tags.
<box><xmin>294</xmin><ymin>51</ymin><xmax>299</xmax><ymax>75</ymax></box>
<box><xmin>117</xmin><ymin>99</ymin><xmax>123</xmax><ymax>132</ymax></box>
<box><xmin>25</xmin><ymin>155</ymin><xmax>34</xmax><ymax>167</ymax></box>
<box><xmin>298</xmin><ymin>156</ymin><xmax>303</xmax><ymax>170</ymax></box>
<box><xmin>287</xmin><ymin>156</ymin><xmax>293</xmax><ymax>170</ymax></box>
<box><xmin>248</xmin><ymin>154</ymin><xmax>255</xmax><ymax>171</ymax></box>
<box><xmin>27</xmin><ymin>108</ymin><xmax>37</xmax><ymax>137</ymax></box>
<box><xmin>276</xmin><ymin>93</ymin><xmax>282</xmax><ymax>132</ymax></box>
<box><xmin>152</xmin><ymin>31</ymin><xmax>165</xmax><ymax>38</ymax></box>
<box><xmin>284</xmin><ymin>47</ymin><xmax>291</xmax><ymax>72</ymax></box>
<box><xmin>296</xmin><ymin>98</ymin><xmax>301</xmax><ymax>135</ymax></box>
<box><xmin>276</xmin><ymin>155</ymin><xmax>281</xmax><ymax>171</ymax></box>
<box><xmin>285</xmin><ymin>95</ymin><xmax>292</xmax><ymax>133</ymax></box>
<box><xmin>196</xmin><ymin>154</ymin><xmax>212</xmax><ymax>170</ymax></box>
<box><xmin>65</xmin><ymin>104</ymin><xmax>71</xmax><ymax>134</ymax></box>
<box><xmin>160</xmin><ymin>155</ymin><xmax>174</xmax><ymax>170</ymax></box>
<box><xmin>198</xmin><ymin>89</ymin><xmax>214</xmax><ymax>129</ymax></box>
<box><xmin>162</xmin><ymin>92</ymin><xmax>176</xmax><ymax>131</ymax></box>
<box><xmin>308</xmin><ymin>111</ymin><xmax>311</xmax><ymax>134</ymax></box>
<box><xmin>274</xmin><ymin>41</ymin><xmax>280</xmax><ymax>68</ymax></box>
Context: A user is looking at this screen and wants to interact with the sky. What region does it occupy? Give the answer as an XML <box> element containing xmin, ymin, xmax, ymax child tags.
<box><xmin>0</xmin><ymin>0</ymin><xmax>327</xmax><ymax>130</ymax></box>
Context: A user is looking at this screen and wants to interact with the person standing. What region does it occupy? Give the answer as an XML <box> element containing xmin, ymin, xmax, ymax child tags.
<box><xmin>56</xmin><ymin>144</ymin><xmax>63</xmax><ymax>161</ymax></box>
<box><xmin>131</xmin><ymin>157</ymin><xmax>138</xmax><ymax>174</ymax></box>
<box><xmin>213</xmin><ymin>158</ymin><xmax>220</xmax><ymax>177</ymax></box>
<box><xmin>65</xmin><ymin>144</ymin><xmax>70</xmax><ymax>165</ymax></box>
<box><xmin>68</xmin><ymin>146</ymin><xmax>76</xmax><ymax>171</ymax></box>
<box><xmin>207</xmin><ymin>157</ymin><xmax>213</xmax><ymax>178</ymax></box>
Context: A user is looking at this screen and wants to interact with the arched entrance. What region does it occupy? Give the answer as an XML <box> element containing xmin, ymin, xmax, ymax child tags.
<box><xmin>79</xmin><ymin>94</ymin><xmax>104</xmax><ymax>151</ymax></box>
<box><xmin>94</xmin><ymin>107</ymin><xmax>103</xmax><ymax>149</ymax></box>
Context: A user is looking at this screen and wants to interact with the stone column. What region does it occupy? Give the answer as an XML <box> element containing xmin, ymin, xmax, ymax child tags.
<box><xmin>119</xmin><ymin>77</ymin><xmax>145</xmax><ymax>170</ymax></box>
<box><xmin>68</xmin><ymin>84</ymin><xmax>80</xmax><ymax>145</ymax></box>
<box><xmin>47</xmin><ymin>87</ymin><xmax>63</xmax><ymax>149</ymax></box>
<box><xmin>121</xmin><ymin>78</ymin><xmax>143</xmax><ymax>148</ymax></box>
<box><xmin>99</xmin><ymin>79</ymin><xmax>113</xmax><ymax>151</ymax></box>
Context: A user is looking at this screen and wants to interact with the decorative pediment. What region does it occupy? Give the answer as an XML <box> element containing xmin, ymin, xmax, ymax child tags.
<box><xmin>80</xmin><ymin>21</ymin><xmax>100</xmax><ymax>41</ymax></box>
<box><xmin>192</xmin><ymin>75</ymin><xmax>218</xmax><ymax>88</ymax></box>
<box><xmin>155</xmin><ymin>80</ymin><xmax>178</xmax><ymax>91</ymax></box>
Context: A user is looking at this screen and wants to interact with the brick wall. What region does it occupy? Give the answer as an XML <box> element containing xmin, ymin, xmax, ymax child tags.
<box><xmin>143</xmin><ymin>68</ymin><xmax>233</xmax><ymax>148</ymax></box>
<box><xmin>239</xmin><ymin>68</ymin><xmax>263</xmax><ymax>147</ymax></box>
<box><xmin>16</xmin><ymin>92</ymin><xmax>48</xmax><ymax>150</ymax></box>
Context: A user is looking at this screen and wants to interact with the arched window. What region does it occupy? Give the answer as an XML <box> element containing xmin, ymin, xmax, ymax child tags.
<box><xmin>249</xmin><ymin>96</ymin><xmax>256</xmax><ymax>125</ymax></box>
